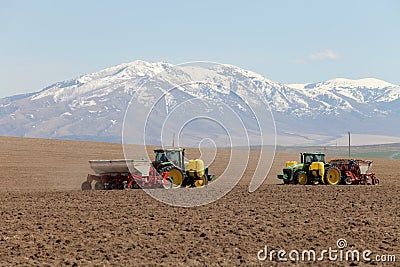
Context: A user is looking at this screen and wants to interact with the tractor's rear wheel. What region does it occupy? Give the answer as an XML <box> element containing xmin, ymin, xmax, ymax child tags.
<box><xmin>295</xmin><ymin>171</ymin><xmax>308</xmax><ymax>185</ymax></box>
<box><xmin>194</xmin><ymin>175</ymin><xmax>208</xmax><ymax>188</ymax></box>
<box><xmin>81</xmin><ymin>181</ymin><xmax>92</xmax><ymax>190</ymax></box>
<box><xmin>167</xmin><ymin>168</ymin><xmax>183</xmax><ymax>188</ymax></box>
<box><xmin>324</xmin><ymin>167</ymin><xmax>341</xmax><ymax>185</ymax></box>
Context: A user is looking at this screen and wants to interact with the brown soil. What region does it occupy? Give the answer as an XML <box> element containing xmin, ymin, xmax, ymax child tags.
<box><xmin>0</xmin><ymin>136</ymin><xmax>398</xmax><ymax>266</ymax></box>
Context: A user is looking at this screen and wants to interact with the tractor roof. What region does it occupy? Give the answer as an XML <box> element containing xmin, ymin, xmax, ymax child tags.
<box><xmin>154</xmin><ymin>147</ymin><xmax>183</xmax><ymax>152</ymax></box>
<box><xmin>303</xmin><ymin>152</ymin><xmax>325</xmax><ymax>155</ymax></box>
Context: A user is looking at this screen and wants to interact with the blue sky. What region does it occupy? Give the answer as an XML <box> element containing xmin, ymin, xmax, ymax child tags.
<box><xmin>0</xmin><ymin>0</ymin><xmax>399</xmax><ymax>97</ymax></box>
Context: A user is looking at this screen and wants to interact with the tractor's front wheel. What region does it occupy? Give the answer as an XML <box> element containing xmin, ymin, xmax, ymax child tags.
<box><xmin>194</xmin><ymin>175</ymin><xmax>208</xmax><ymax>188</ymax></box>
<box><xmin>295</xmin><ymin>171</ymin><xmax>308</xmax><ymax>185</ymax></box>
<box><xmin>324</xmin><ymin>167</ymin><xmax>341</xmax><ymax>185</ymax></box>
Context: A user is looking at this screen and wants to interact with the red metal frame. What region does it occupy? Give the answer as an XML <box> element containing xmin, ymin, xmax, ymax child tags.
<box><xmin>86</xmin><ymin>165</ymin><xmax>170</xmax><ymax>190</ymax></box>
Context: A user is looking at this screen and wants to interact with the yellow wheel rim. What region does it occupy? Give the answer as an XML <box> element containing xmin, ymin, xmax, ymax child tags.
<box><xmin>194</xmin><ymin>175</ymin><xmax>207</xmax><ymax>188</ymax></box>
<box><xmin>298</xmin><ymin>173</ymin><xmax>308</xmax><ymax>185</ymax></box>
<box><xmin>327</xmin><ymin>168</ymin><xmax>340</xmax><ymax>185</ymax></box>
<box><xmin>168</xmin><ymin>169</ymin><xmax>183</xmax><ymax>188</ymax></box>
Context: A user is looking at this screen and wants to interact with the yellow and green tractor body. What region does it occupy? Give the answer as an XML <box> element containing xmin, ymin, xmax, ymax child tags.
<box><xmin>153</xmin><ymin>148</ymin><xmax>216</xmax><ymax>188</ymax></box>
<box><xmin>277</xmin><ymin>152</ymin><xmax>341</xmax><ymax>185</ymax></box>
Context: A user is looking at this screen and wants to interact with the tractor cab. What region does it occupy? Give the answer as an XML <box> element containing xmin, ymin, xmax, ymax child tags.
<box><xmin>301</xmin><ymin>152</ymin><xmax>325</xmax><ymax>164</ymax></box>
<box><xmin>153</xmin><ymin>148</ymin><xmax>185</xmax><ymax>170</ymax></box>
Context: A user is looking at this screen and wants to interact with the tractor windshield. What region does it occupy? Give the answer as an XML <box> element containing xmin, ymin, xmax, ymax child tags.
<box><xmin>166</xmin><ymin>151</ymin><xmax>181</xmax><ymax>166</ymax></box>
<box><xmin>304</xmin><ymin>154</ymin><xmax>325</xmax><ymax>164</ymax></box>
<box><xmin>155</xmin><ymin>150</ymin><xmax>181</xmax><ymax>167</ymax></box>
<box><xmin>156</xmin><ymin>152</ymin><xmax>168</xmax><ymax>163</ymax></box>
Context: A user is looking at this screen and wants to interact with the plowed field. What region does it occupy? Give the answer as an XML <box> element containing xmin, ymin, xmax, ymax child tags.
<box><xmin>0</xmin><ymin>136</ymin><xmax>398</xmax><ymax>266</ymax></box>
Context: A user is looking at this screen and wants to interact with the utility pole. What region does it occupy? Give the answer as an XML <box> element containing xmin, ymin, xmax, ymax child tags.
<box><xmin>348</xmin><ymin>131</ymin><xmax>351</xmax><ymax>157</ymax></box>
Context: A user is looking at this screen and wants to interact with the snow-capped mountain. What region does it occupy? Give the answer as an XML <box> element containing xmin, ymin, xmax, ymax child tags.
<box><xmin>0</xmin><ymin>60</ymin><xmax>399</xmax><ymax>145</ymax></box>
<box><xmin>283</xmin><ymin>78</ymin><xmax>400</xmax><ymax>115</ymax></box>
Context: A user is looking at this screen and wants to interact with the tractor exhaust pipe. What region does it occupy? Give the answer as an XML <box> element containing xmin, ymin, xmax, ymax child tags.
<box><xmin>182</xmin><ymin>148</ymin><xmax>185</xmax><ymax>171</ymax></box>
<box><xmin>300</xmin><ymin>153</ymin><xmax>303</xmax><ymax>164</ymax></box>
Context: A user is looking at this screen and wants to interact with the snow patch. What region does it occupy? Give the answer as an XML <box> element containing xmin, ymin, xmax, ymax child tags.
<box><xmin>321</xmin><ymin>78</ymin><xmax>395</xmax><ymax>89</ymax></box>
<box><xmin>286</xmin><ymin>83</ymin><xmax>308</xmax><ymax>90</ymax></box>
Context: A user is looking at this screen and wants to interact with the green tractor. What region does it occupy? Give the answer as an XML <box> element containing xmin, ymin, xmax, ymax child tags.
<box><xmin>277</xmin><ymin>152</ymin><xmax>341</xmax><ymax>185</ymax></box>
<box><xmin>152</xmin><ymin>147</ymin><xmax>216</xmax><ymax>188</ymax></box>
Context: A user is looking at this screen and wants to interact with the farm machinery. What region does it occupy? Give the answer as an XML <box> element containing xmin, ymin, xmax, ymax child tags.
<box><xmin>277</xmin><ymin>152</ymin><xmax>341</xmax><ymax>185</ymax></box>
<box><xmin>81</xmin><ymin>147</ymin><xmax>215</xmax><ymax>190</ymax></box>
<box><xmin>329</xmin><ymin>159</ymin><xmax>379</xmax><ymax>185</ymax></box>
<box><xmin>277</xmin><ymin>152</ymin><xmax>379</xmax><ymax>185</ymax></box>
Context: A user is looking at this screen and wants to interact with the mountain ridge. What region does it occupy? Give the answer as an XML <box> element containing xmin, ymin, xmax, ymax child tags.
<box><xmin>0</xmin><ymin>60</ymin><xmax>399</xmax><ymax>146</ymax></box>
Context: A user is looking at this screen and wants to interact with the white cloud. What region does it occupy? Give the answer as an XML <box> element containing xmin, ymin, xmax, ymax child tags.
<box><xmin>292</xmin><ymin>49</ymin><xmax>340</xmax><ymax>64</ymax></box>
